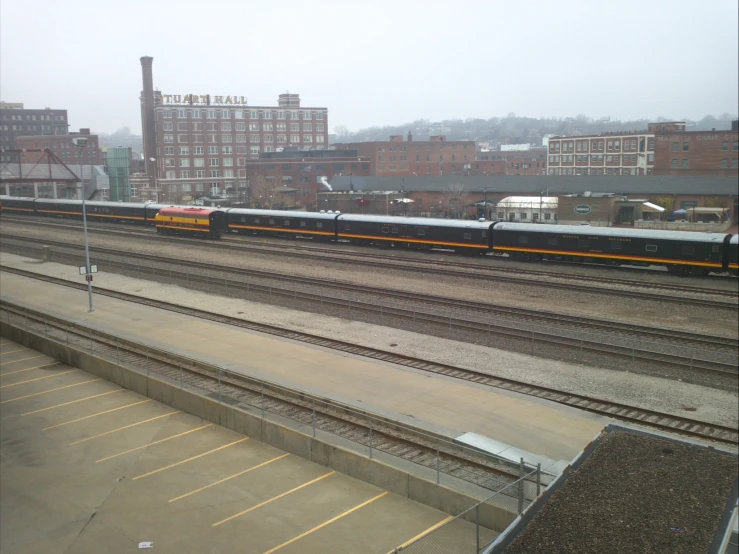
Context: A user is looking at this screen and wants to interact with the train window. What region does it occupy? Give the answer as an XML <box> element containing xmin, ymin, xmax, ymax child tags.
<box><xmin>269</xmin><ymin>218</ymin><xmax>275</xmax><ymax>224</ymax></box>
<box><xmin>464</xmin><ymin>233</ymin><xmax>472</xmax><ymax>240</ymax></box>
<box><xmin>578</xmin><ymin>240</ymin><xmax>589</xmax><ymax>248</ymax></box>
<box><xmin>712</xmin><ymin>245</ymin><xmax>719</xmax><ymax>253</ymax></box>
<box><xmin>547</xmin><ymin>237</ymin><xmax>557</xmax><ymax>246</ymax></box>
<box><xmin>518</xmin><ymin>236</ymin><xmax>529</xmax><ymax>244</ymax></box>
<box><xmin>316</xmin><ymin>222</ymin><xmax>323</xmax><ymax>229</ymax></box>
<box><xmin>481</xmin><ymin>231</ymin><xmax>487</xmax><ymax>238</ymax></box>
<box><xmin>300</xmin><ymin>221</ymin><xmax>306</xmax><ymax>227</ymax></box>
<box><xmin>682</xmin><ymin>245</ymin><xmax>695</xmax><ymax>255</ymax></box>
<box><xmin>284</xmin><ymin>220</ymin><xmax>290</xmax><ymax>226</ymax></box>
<box><xmin>382</xmin><ymin>226</ymin><xmax>389</xmax><ymax>234</ymax></box>
<box><xmin>241</xmin><ymin>216</ymin><xmax>246</xmax><ymax>223</ymax></box>
<box><xmin>344</xmin><ymin>224</ymin><xmax>351</xmax><ymax>231</ymax></box>
<box><xmin>392</xmin><ymin>227</ymin><xmax>398</xmax><ymax>234</ymax></box>
<box><xmin>254</xmin><ymin>217</ymin><xmax>260</xmax><ymax>224</ymax></box>
<box><xmin>609</xmin><ymin>241</ymin><xmax>622</xmax><ymax>250</ymax></box>
<box><xmin>646</xmin><ymin>244</ymin><xmax>658</xmax><ymax>252</ymax></box>
<box><xmin>418</xmin><ymin>229</ymin><xmax>426</xmax><ymax>236</ymax></box>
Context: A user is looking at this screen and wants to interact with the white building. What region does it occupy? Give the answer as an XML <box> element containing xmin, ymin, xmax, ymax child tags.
<box><xmin>495</xmin><ymin>196</ymin><xmax>558</xmax><ymax>223</ymax></box>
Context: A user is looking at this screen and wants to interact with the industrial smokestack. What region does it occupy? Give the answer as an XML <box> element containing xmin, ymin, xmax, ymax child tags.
<box><xmin>140</xmin><ymin>56</ymin><xmax>157</xmax><ymax>183</ymax></box>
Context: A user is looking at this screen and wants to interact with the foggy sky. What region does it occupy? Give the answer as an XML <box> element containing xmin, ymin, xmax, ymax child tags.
<box><xmin>1</xmin><ymin>0</ymin><xmax>737</xmax><ymax>136</ymax></box>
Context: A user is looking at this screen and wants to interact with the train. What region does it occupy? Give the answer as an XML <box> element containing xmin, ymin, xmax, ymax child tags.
<box><xmin>2</xmin><ymin>196</ymin><xmax>737</xmax><ymax>277</ymax></box>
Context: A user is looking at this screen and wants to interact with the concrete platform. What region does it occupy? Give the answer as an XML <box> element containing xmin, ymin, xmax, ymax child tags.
<box><xmin>0</xmin><ymin>271</ymin><xmax>605</xmax><ymax>465</ymax></box>
<box><xmin>0</xmin><ymin>340</ymin><xmax>471</xmax><ymax>554</ymax></box>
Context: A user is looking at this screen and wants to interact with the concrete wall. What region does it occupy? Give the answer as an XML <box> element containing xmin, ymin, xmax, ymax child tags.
<box><xmin>634</xmin><ymin>220</ymin><xmax>732</xmax><ymax>231</ymax></box>
<box><xmin>1</xmin><ymin>322</ymin><xmax>517</xmax><ymax>532</ymax></box>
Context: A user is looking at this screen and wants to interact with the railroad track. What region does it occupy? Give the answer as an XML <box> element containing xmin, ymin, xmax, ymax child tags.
<box><xmin>3</xmin><ymin>238</ymin><xmax>738</xmax><ymax>377</ymax></box>
<box><xmin>2</xmin><ymin>269</ymin><xmax>736</xmax><ymax>448</ymax></box>
<box><xmin>3</xmin><ymin>215</ymin><xmax>736</xmax><ymax>308</ymax></box>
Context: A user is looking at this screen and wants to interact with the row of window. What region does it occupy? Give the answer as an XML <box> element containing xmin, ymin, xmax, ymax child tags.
<box><xmin>162</xmin><ymin>134</ymin><xmax>325</xmax><ymax>144</ymax></box>
<box><xmin>673</xmin><ymin>141</ymin><xmax>739</xmax><ymax>151</ymax></box>
<box><xmin>516</xmin><ymin>236</ymin><xmax>709</xmax><ymax>255</ymax></box>
<box><xmin>377</xmin><ymin>144</ymin><xmax>472</xmax><ymax>152</ymax></box>
<box><xmin>550</xmin><ymin>138</ymin><xmax>654</xmax><ymax>153</ymax></box>
<box><xmin>549</xmin><ymin>167</ymin><xmax>643</xmax><ymax>176</ymax></box>
<box><xmin>165</xmin><ymin>169</ymin><xmax>238</xmax><ymax>179</ymax></box>
<box><xmin>160</xmin><ymin>109</ymin><xmax>324</xmax><ymax>121</ymax></box>
<box><xmin>1</xmin><ymin>114</ymin><xmax>65</xmax><ymax>121</ymax></box>
<box><xmin>548</xmin><ymin>154</ymin><xmax>653</xmax><ymax>164</ymax></box>
<box><xmin>162</xmin><ymin>122</ymin><xmax>324</xmax><ymax>132</ymax></box>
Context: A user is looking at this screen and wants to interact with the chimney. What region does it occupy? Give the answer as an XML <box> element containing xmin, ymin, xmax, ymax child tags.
<box><xmin>140</xmin><ymin>56</ymin><xmax>157</xmax><ymax>183</ymax></box>
<box><xmin>407</xmin><ymin>131</ymin><xmax>413</xmax><ymax>142</ymax></box>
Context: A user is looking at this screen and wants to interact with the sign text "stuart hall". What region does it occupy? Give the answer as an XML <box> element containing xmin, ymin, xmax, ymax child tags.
<box><xmin>159</xmin><ymin>94</ymin><xmax>247</xmax><ymax>105</ymax></box>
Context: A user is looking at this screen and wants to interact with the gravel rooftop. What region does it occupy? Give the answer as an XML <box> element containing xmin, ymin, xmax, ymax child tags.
<box><xmin>499</xmin><ymin>428</ymin><xmax>738</xmax><ymax>554</ymax></box>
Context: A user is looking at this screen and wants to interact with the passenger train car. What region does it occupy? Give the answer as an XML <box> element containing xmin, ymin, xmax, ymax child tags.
<box><xmin>1</xmin><ymin>196</ymin><xmax>736</xmax><ymax>276</ymax></box>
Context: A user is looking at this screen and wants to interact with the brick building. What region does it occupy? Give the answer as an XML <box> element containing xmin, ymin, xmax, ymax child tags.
<box><xmin>547</xmin><ymin>132</ymin><xmax>655</xmax><ymax>176</ymax></box>
<box><xmin>334</xmin><ymin>133</ymin><xmax>477</xmax><ymax>177</ymax></box>
<box><xmin>139</xmin><ymin>56</ymin><xmax>329</xmax><ymax>202</ymax></box>
<box><xmin>0</xmin><ymin>103</ymin><xmax>69</xmax><ymax>162</ymax></box>
<box><xmin>15</xmin><ymin>129</ymin><xmax>101</xmax><ymax>167</ymax></box>
<box><xmin>650</xmin><ymin>121</ymin><xmax>738</xmax><ymax>176</ymax></box>
<box><xmin>476</xmin><ymin>148</ymin><xmax>548</xmax><ymax>175</ymax></box>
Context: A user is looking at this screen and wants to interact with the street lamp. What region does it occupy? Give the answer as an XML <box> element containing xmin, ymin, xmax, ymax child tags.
<box><xmin>149</xmin><ymin>157</ymin><xmax>159</xmax><ymax>202</ymax></box>
<box><xmin>73</xmin><ymin>137</ymin><xmax>94</xmax><ymax>313</ymax></box>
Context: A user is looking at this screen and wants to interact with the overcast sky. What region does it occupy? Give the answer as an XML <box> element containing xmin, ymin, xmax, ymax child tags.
<box><xmin>1</xmin><ymin>0</ymin><xmax>737</xmax><ymax>135</ymax></box>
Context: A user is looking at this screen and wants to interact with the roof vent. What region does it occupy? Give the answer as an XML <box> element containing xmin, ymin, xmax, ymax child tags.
<box><xmin>335</xmin><ymin>210</ymin><xmax>341</xmax><ymax>214</ymax></box>
<box><xmin>319</xmin><ymin>210</ymin><xmax>325</xmax><ymax>213</ymax></box>
<box><xmin>327</xmin><ymin>210</ymin><xmax>333</xmax><ymax>213</ymax></box>
<box><xmin>479</xmin><ymin>217</ymin><xmax>486</xmax><ymax>222</ymax></box>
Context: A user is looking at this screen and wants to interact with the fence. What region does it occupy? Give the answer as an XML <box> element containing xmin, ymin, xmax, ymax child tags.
<box><xmin>2</xmin><ymin>241</ymin><xmax>736</xmax><ymax>370</ymax></box>
<box><xmin>392</xmin><ymin>468</ymin><xmax>541</xmax><ymax>553</ymax></box>
<box><xmin>0</xmin><ymin>300</ymin><xmax>545</xmax><ymax>506</ymax></box>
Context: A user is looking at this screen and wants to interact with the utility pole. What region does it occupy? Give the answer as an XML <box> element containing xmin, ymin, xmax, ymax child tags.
<box><xmin>74</xmin><ymin>137</ymin><xmax>94</xmax><ymax>312</ymax></box>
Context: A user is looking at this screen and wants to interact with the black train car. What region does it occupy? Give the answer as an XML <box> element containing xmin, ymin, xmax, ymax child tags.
<box><xmin>491</xmin><ymin>222</ymin><xmax>731</xmax><ymax>276</ymax></box>
<box><xmin>336</xmin><ymin>214</ymin><xmax>492</xmax><ymax>253</ymax></box>
<box><xmin>224</xmin><ymin>208</ymin><xmax>340</xmax><ymax>240</ymax></box>
<box><xmin>33</xmin><ymin>199</ymin><xmax>151</xmax><ymax>224</ymax></box>
<box><xmin>728</xmin><ymin>234</ymin><xmax>738</xmax><ymax>276</ymax></box>
<box><xmin>0</xmin><ymin>196</ymin><xmax>36</xmax><ymax>215</ymax></box>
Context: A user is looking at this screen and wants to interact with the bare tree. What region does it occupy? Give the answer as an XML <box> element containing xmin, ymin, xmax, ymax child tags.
<box><xmin>440</xmin><ymin>182</ymin><xmax>469</xmax><ymax>218</ymax></box>
<box><xmin>250</xmin><ymin>167</ymin><xmax>286</xmax><ymax>209</ymax></box>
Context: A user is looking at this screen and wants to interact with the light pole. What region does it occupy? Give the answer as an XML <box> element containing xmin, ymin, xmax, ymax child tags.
<box><xmin>149</xmin><ymin>157</ymin><xmax>159</xmax><ymax>202</ymax></box>
<box><xmin>73</xmin><ymin>137</ymin><xmax>94</xmax><ymax>313</ymax></box>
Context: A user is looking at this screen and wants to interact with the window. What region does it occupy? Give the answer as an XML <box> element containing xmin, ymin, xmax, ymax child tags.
<box><xmin>544</xmin><ymin>213</ymin><xmax>552</xmax><ymax>221</ymax></box>
<box><xmin>235</xmin><ymin>123</ymin><xmax>246</xmax><ymax>131</ymax></box>
<box><xmin>223</xmin><ymin>169</ymin><xmax>234</xmax><ymax>177</ymax></box>
<box><xmin>289</xmin><ymin>123</ymin><xmax>300</xmax><ymax>131</ymax></box>
<box><xmin>221</xmin><ymin>110</ymin><xmax>230</xmax><ymax>119</ymax></box>
<box><xmin>682</xmin><ymin>159</ymin><xmax>689</xmax><ymax>169</ymax></box>
<box><xmin>682</xmin><ymin>245</ymin><xmax>695</xmax><ymax>255</ymax></box>
<box><xmin>194</xmin><ymin>170</ymin><xmax>205</xmax><ymax>178</ymax></box>
<box><xmin>672</xmin><ymin>142</ymin><xmax>679</xmax><ymax>152</ymax></box>
<box><xmin>180</xmin><ymin>171</ymin><xmax>190</xmax><ymax>179</ymax></box>
<box><xmin>302</xmin><ymin>111</ymin><xmax>312</xmax><ymax>120</ymax></box>
<box><xmin>250</xmin><ymin>134</ymin><xmax>260</xmax><ymax>142</ymax></box>
<box><xmin>222</xmin><ymin>146</ymin><xmax>233</xmax><ymax>154</ymax></box>
<box><xmin>163</xmin><ymin>122</ymin><xmax>173</xmax><ymax>131</ymax></box>
<box><xmin>645</xmin><ymin>245</ymin><xmax>657</xmax><ymax>252</ymax></box>
<box><xmin>179</xmin><ymin>159</ymin><xmax>190</xmax><ymax>167</ymax></box>
<box><xmin>236</xmin><ymin>135</ymin><xmax>246</xmax><ymax>142</ymax></box>
<box><xmin>734</xmin><ymin>142</ymin><xmax>738</xmax><ymax>151</ymax></box>
<box><xmin>263</xmin><ymin>123</ymin><xmax>273</xmax><ymax>131</ymax></box>
<box><xmin>671</xmin><ymin>159</ymin><xmax>678</xmax><ymax>168</ymax></box>
<box><xmin>520</xmin><ymin>213</ymin><xmax>527</xmax><ymax>219</ymax></box>
<box><xmin>209</xmin><ymin>158</ymin><xmax>219</xmax><ymax>166</ymax></box>
<box><xmin>222</xmin><ymin>123</ymin><xmax>232</xmax><ymax>131</ymax></box>
<box><xmin>264</xmin><ymin>135</ymin><xmax>274</xmax><ymax>142</ymax></box>
<box><xmin>303</xmin><ymin>123</ymin><xmax>312</xmax><ymax>132</ymax></box>
<box><xmin>207</xmin><ymin>146</ymin><xmax>218</xmax><ymax>154</ymax></box>
<box><xmin>682</xmin><ymin>142</ymin><xmax>689</xmax><ymax>151</ymax></box>
<box><xmin>732</xmin><ymin>159</ymin><xmax>738</xmax><ymax>168</ymax></box>
<box><xmin>462</xmin><ymin>233</ymin><xmax>472</xmax><ymax>240</ymax></box>
<box><xmin>193</xmin><ymin>146</ymin><xmax>204</xmax><ymax>155</ymax></box>
<box><xmin>250</xmin><ymin>146</ymin><xmax>260</xmax><ymax>155</ymax></box>
<box><xmin>722</xmin><ymin>141</ymin><xmax>728</xmax><ymax>151</ymax></box>
<box><xmin>207</xmin><ymin>110</ymin><xmax>216</xmax><ymax>119</ymax></box>
<box><xmin>164</xmin><ymin>146</ymin><xmax>175</xmax><ymax>156</ymax></box>
<box><xmin>166</xmin><ymin>170</ymin><xmax>176</xmax><ymax>179</ymax></box>
<box><xmin>223</xmin><ymin>158</ymin><xmax>233</xmax><ymax>166</ymax></box>
<box><xmin>234</xmin><ymin>110</ymin><xmax>244</xmax><ymax>119</ymax></box>
<box><xmin>163</xmin><ymin>110</ymin><xmax>172</xmax><ymax>118</ymax></box>
<box><xmin>179</xmin><ymin>146</ymin><xmax>189</xmax><ymax>155</ymax></box>
<box><xmin>209</xmin><ymin>170</ymin><xmax>220</xmax><ymax>178</ymax></box>
<box><xmin>165</xmin><ymin>158</ymin><xmax>175</xmax><ymax>167</ymax></box>
<box><xmin>192</xmin><ymin>109</ymin><xmax>202</xmax><ymax>118</ymax></box>
<box><xmin>610</xmin><ymin>241</ymin><xmax>623</xmax><ymax>250</ymax></box>
<box><xmin>316</xmin><ymin>222</ymin><xmax>323</xmax><ymax>229</ymax></box>
<box><xmin>194</xmin><ymin>158</ymin><xmax>205</xmax><ymax>167</ymax></box>
<box><xmin>177</xmin><ymin>109</ymin><xmax>186</xmax><ymax>118</ymax></box>
<box><xmin>721</xmin><ymin>159</ymin><xmax>728</xmax><ymax>168</ymax></box>
<box><xmin>518</xmin><ymin>236</ymin><xmax>529</xmax><ymax>244</ymax></box>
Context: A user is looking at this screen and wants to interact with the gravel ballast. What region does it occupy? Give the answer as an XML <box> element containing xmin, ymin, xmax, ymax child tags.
<box><xmin>500</xmin><ymin>428</ymin><xmax>738</xmax><ymax>554</ymax></box>
<box><xmin>2</xmin><ymin>252</ymin><xmax>737</xmax><ymax>431</ymax></box>
<box><xmin>3</xmin><ymin>221</ymin><xmax>736</xmax><ymax>338</ymax></box>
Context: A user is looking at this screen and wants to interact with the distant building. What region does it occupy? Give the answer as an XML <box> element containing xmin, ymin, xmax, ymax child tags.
<box><xmin>0</xmin><ymin>104</ymin><xmax>69</xmax><ymax>162</ymax></box>
<box><xmin>476</xmin><ymin>148</ymin><xmax>547</xmax><ymax>175</ymax></box>
<box><xmin>547</xmin><ymin>131</ymin><xmax>655</xmax><ymax>176</ymax></box>
<box><xmin>650</xmin><ymin>122</ymin><xmax>738</xmax><ymax>176</ymax></box>
<box><xmin>15</xmin><ymin>128</ymin><xmax>101</xmax><ymax>167</ymax></box>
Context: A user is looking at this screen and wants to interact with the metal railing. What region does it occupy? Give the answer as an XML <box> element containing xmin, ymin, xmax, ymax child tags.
<box><xmin>0</xmin><ymin>300</ymin><xmax>544</xmax><ymax>502</ymax></box>
<box><xmin>392</xmin><ymin>468</ymin><xmax>541</xmax><ymax>554</ymax></box>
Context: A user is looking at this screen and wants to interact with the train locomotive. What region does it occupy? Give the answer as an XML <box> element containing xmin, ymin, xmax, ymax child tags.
<box><xmin>1</xmin><ymin>196</ymin><xmax>737</xmax><ymax>277</ymax></box>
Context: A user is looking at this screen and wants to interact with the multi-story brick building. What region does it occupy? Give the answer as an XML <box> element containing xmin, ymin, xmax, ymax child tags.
<box><xmin>650</xmin><ymin>121</ymin><xmax>738</xmax><ymax>176</ymax></box>
<box><xmin>139</xmin><ymin>56</ymin><xmax>329</xmax><ymax>201</ymax></box>
<box><xmin>334</xmin><ymin>133</ymin><xmax>477</xmax><ymax>177</ymax></box>
<box><xmin>15</xmin><ymin>129</ymin><xmax>101</xmax><ymax>167</ymax></box>
<box><xmin>476</xmin><ymin>148</ymin><xmax>547</xmax><ymax>175</ymax></box>
<box><xmin>547</xmin><ymin>131</ymin><xmax>655</xmax><ymax>176</ymax></box>
<box><xmin>0</xmin><ymin>102</ymin><xmax>69</xmax><ymax>162</ymax></box>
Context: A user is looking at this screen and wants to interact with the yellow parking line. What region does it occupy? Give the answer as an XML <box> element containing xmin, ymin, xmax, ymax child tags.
<box><xmin>133</xmin><ymin>438</ymin><xmax>249</xmax><ymax>480</ymax></box>
<box><xmin>0</xmin><ymin>354</ymin><xmax>45</xmax><ymax>367</ymax></box>
<box><xmin>0</xmin><ymin>379</ymin><xmax>101</xmax><ymax>404</ymax></box>
<box><xmin>263</xmin><ymin>491</ymin><xmax>389</xmax><ymax>553</ymax></box>
<box><xmin>43</xmin><ymin>400</ymin><xmax>151</xmax><ymax>429</ymax></box>
<box><xmin>96</xmin><ymin>424</ymin><xmax>213</xmax><ymax>463</ymax></box>
<box><xmin>0</xmin><ymin>369</ymin><xmax>79</xmax><ymax>389</ymax></box>
<box><xmin>212</xmin><ymin>471</ymin><xmax>335</xmax><ymax>527</ymax></box>
<box><xmin>0</xmin><ymin>348</ymin><xmax>28</xmax><ymax>355</ymax></box>
<box><xmin>24</xmin><ymin>389</ymin><xmax>123</xmax><ymax>416</ymax></box>
<box><xmin>70</xmin><ymin>411</ymin><xmax>180</xmax><ymax>445</ymax></box>
<box><xmin>0</xmin><ymin>362</ymin><xmax>60</xmax><ymax>377</ymax></box>
<box><xmin>169</xmin><ymin>453</ymin><xmax>290</xmax><ymax>503</ymax></box>
<box><xmin>387</xmin><ymin>515</ymin><xmax>455</xmax><ymax>553</ymax></box>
